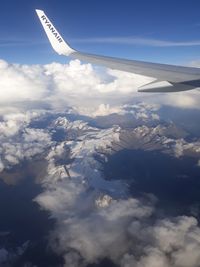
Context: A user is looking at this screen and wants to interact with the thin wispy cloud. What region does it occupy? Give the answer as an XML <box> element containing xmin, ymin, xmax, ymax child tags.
<box><xmin>73</xmin><ymin>37</ymin><xmax>200</xmax><ymax>47</ymax></box>
<box><xmin>0</xmin><ymin>38</ymin><xmax>45</xmax><ymax>47</ymax></box>
<box><xmin>2</xmin><ymin>36</ymin><xmax>200</xmax><ymax>48</ymax></box>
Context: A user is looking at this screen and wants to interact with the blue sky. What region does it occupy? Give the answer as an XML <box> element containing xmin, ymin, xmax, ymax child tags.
<box><xmin>1</xmin><ymin>0</ymin><xmax>200</xmax><ymax>65</ymax></box>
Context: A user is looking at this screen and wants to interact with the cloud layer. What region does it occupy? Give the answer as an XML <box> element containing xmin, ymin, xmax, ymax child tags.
<box><xmin>0</xmin><ymin>59</ymin><xmax>200</xmax><ymax>118</ymax></box>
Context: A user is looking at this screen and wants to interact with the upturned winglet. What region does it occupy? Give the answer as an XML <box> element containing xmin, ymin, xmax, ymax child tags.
<box><xmin>35</xmin><ymin>9</ymin><xmax>75</xmax><ymax>56</ymax></box>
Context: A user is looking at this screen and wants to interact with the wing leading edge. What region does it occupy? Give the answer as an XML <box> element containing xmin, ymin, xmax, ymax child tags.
<box><xmin>35</xmin><ymin>9</ymin><xmax>200</xmax><ymax>92</ymax></box>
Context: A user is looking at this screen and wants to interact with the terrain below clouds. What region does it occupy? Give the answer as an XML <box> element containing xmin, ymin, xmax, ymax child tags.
<box><xmin>0</xmin><ymin>59</ymin><xmax>200</xmax><ymax>267</ymax></box>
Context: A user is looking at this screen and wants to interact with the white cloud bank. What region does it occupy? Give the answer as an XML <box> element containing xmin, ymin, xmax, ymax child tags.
<box><xmin>0</xmin><ymin>110</ymin><xmax>51</xmax><ymax>172</ymax></box>
<box><xmin>0</xmin><ymin>59</ymin><xmax>200</xmax><ymax>117</ymax></box>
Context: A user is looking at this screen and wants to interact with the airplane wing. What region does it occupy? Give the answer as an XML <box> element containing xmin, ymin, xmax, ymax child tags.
<box><xmin>35</xmin><ymin>9</ymin><xmax>200</xmax><ymax>92</ymax></box>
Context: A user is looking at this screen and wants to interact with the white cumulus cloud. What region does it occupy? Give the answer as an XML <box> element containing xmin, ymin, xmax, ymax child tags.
<box><xmin>0</xmin><ymin>58</ymin><xmax>199</xmax><ymax>117</ymax></box>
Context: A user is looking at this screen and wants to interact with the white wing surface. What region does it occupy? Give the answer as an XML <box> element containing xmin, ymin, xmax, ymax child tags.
<box><xmin>36</xmin><ymin>9</ymin><xmax>200</xmax><ymax>92</ymax></box>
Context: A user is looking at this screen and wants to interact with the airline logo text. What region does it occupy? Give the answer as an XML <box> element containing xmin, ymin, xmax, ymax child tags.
<box><xmin>41</xmin><ymin>15</ymin><xmax>63</xmax><ymax>43</ymax></box>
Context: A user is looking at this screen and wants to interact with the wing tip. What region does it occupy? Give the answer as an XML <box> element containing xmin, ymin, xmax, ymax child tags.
<box><xmin>35</xmin><ymin>9</ymin><xmax>43</xmax><ymax>14</ymax></box>
<box><xmin>35</xmin><ymin>9</ymin><xmax>75</xmax><ymax>56</ymax></box>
